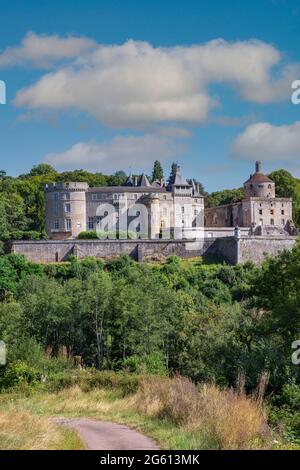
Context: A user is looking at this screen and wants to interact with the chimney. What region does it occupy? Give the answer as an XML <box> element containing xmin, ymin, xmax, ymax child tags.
<box><xmin>255</xmin><ymin>161</ymin><xmax>261</xmax><ymax>173</ymax></box>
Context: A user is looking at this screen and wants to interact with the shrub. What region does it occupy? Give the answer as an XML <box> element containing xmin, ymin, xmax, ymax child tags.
<box><xmin>46</xmin><ymin>370</ymin><xmax>140</xmax><ymax>397</ymax></box>
<box><xmin>122</xmin><ymin>353</ymin><xmax>167</xmax><ymax>375</ymax></box>
<box><xmin>78</xmin><ymin>230</ymin><xmax>138</xmax><ymax>240</ymax></box>
<box><xmin>78</xmin><ymin>231</ymin><xmax>98</xmax><ymax>239</ymax></box>
<box><xmin>0</xmin><ymin>361</ymin><xmax>41</xmax><ymax>390</ymax></box>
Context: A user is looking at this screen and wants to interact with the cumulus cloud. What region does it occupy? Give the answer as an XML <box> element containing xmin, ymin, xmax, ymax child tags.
<box><xmin>44</xmin><ymin>134</ymin><xmax>182</xmax><ymax>172</ymax></box>
<box><xmin>13</xmin><ymin>38</ymin><xmax>299</xmax><ymax>128</ymax></box>
<box><xmin>230</xmin><ymin>121</ymin><xmax>300</xmax><ymax>162</ymax></box>
<box><xmin>0</xmin><ymin>32</ymin><xmax>96</xmax><ymax>68</ymax></box>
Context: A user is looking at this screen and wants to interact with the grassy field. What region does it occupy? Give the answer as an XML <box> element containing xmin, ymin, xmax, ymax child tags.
<box><xmin>0</xmin><ymin>408</ymin><xmax>83</xmax><ymax>450</ymax></box>
<box><xmin>0</xmin><ymin>373</ymin><xmax>296</xmax><ymax>450</ymax></box>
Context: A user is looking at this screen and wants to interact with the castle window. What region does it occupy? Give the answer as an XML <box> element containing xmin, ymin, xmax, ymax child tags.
<box><xmin>194</xmin><ymin>209</ymin><xmax>198</xmax><ymax>215</ymax></box>
<box><xmin>66</xmin><ymin>219</ymin><xmax>72</xmax><ymax>231</ymax></box>
<box><xmin>259</xmin><ymin>209</ymin><xmax>263</xmax><ymax>215</ymax></box>
<box><xmin>61</xmin><ymin>193</ymin><xmax>70</xmax><ymax>200</ymax></box>
<box><xmin>88</xmin><ymin>217</ymin><xmax>94</xmax><ymax>230</ymax></box>
<box><xmin>181</xmin><ymin>206</ymin><xmax>185</xmax><ymax>214</ymax></box>
<box><xmin>54</xmin><ymin>193</ymin><xmax>59</xmax><ymax>201</ymax></box>
<box><xmin>92</xmin><ymin>194</ymin><xmax>97</xmax><ymax>200</ymax></box>
<box><xmin>65</xmin><ymin>203</ymin><xmax>71</xmax><ymax>213</ymax></box>
<box><xmin>270</xmin><ymin>209</ymin><xmax>274</xmax><ymax>215</ymax></box>
<box><xmin>281</xmin><ymin>209</ymin><xmax>285</xmax><ymax>215</ymax></box>
<box><xmin>268</xmin><ymin>184</ymin><xmax>272</xmax><ymax>189</ymax></box>
<box><xmin>162</xmin><ymin>207</ymin><xmax>168</xmax><ymax>217</ymax></box>
<box><xmin>282</xmin><ymin>219</ymin><xmax>285</xmax><ymax>226</ymax></box>
<box><xmin>270</xmin><ymin>218</ymin><xmax>274</xmax><ymax>225</ymax></box>
<box><xmin>54</xmin><ymin>219</ymin><xmax>59</xmax><ymax>230</ymax></box>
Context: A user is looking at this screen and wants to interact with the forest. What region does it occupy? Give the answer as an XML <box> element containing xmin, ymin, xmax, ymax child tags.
<box><xmin>1</xmin><ymin>162</ymin><xmax>300</xmax><ymax>447</ymax></box>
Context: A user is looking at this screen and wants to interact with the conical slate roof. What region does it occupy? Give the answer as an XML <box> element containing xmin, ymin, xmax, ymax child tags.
<box><xmin>172</xmin><ymin>166</ymin><xmax>191</xmax><ymax>187</ymax></box>
<box><xmin>138</xmin><ymin>174</ymin><xmax>152</xmax><ymax>187</ymax></box>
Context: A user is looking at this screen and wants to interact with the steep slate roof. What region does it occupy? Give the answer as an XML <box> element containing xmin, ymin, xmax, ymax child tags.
<box><xmin>170</xmin><ymin>166</ymin><xmax>191</xmax><ymax>187</ymax></box>
<box><xmin>137</xmin><ymin>174</ymin><xmax>152</xmax><ymax>187</ymax></box>
<box><xmin>124</xmin><ymin>173</ymin><xmax>153</xmax><ymax>187</ymax></box>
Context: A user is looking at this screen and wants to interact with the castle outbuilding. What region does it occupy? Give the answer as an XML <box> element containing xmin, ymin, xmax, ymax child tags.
<box><xmin>204</xmin><ymin>161</ymin><xmax>296</xmax><ymax>236</ymax></box>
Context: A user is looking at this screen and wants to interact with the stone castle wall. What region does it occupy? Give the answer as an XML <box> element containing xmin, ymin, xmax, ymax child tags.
<box><xmin>10</xmin><ymin>235</ymin><xmax>298</xmax><ymax>265</ymax></box>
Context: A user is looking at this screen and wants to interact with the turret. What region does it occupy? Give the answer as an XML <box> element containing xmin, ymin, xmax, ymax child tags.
<box><xmin>45</xmin><ymin>182</ymin><xmax>88</xmax><ymax>239</ymax></box>
<box><xmin>244</xmin><ymin>161</ymin><xmax>275</xmax><ymax>198</ymax></box>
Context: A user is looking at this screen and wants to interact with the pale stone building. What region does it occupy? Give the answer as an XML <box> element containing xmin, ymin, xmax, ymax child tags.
<box><xmin>205</xmin><ymin>162</ymin><xmax>296</xmax><ymax>235</ymax></box>
<box><xmin>45</xmin><ymin>166</ymin><xmax>204</xmax><ymax>240</ymax></box>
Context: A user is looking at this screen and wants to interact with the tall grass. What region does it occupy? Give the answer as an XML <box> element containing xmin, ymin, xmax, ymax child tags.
<box><xmin>135</xmin><ymin>375</ymin><xmax>269</xmax><ymax>449</ymax></box>
<box><xmin>0</xmin><ymin>410</ymin><xmax>83</xmax><ymax>450</ymax></box>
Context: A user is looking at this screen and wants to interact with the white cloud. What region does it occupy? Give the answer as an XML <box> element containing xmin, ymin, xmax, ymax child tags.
<box><xmin>230</xmin><ymin>121</ymin><xmax>300</xmax><ymax>162</ymax></box>
<box><xmin>13</xmin><ymin>38</ymin><xmax>299</xmax><ymax>128</ymax></box>
<box><xmin>44</xmin><ymin>134</ymin><xmax>182</xmax><ymax>172</ymax></box>
<box><xmin>0</xmin><ymin>32</ymin><xmax>96</xmax><ymax>68</ymax></box>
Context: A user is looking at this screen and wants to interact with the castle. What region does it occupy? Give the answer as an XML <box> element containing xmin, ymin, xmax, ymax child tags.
<box><xmin>11</xmin><ymin>162</ymin><xmax>298</xmax><ymax>265</ymax></box>
<box><xmin>45</xmin><ymin>166</ymin><xmax>204</xmax><ymax>240</ymax></box>
<box><xmin>44</xmin><ymin>161</ymin><xmax>296</xmax><ymax>240</ymax></box>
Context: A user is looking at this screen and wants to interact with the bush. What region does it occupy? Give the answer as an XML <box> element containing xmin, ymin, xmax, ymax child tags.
<box><xmin>78</xmin><ymin>230</ymin><xmax>138</xmax><ymax>240</ymax></box>
<box><xmin>46</xmin><ymin>370</ymin><xmax>140</xmax><ymax>397</ymax></box>
<box><xmin>122</xmin><ymin>353</ymin><xmax>167</xmax><ymax>375</ymax></box>
<box><xmin>0</xmin><ymin>361</ymin><xmax>41</xmax><ymax>390</ymax></box>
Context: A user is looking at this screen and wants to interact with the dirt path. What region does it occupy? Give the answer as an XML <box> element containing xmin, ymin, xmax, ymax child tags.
<box><xmin>55</xmin><ymin>418</ymin><xmax>160</xmax><ymax>450</ymax></box>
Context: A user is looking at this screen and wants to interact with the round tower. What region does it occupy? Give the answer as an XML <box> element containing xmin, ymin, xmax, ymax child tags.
<box><xmin>45</xmin><ymin>182</ymin><xmax>88</xmax><ymax>239</ymax></box>
<box><xmin>244</xmin><ymin>161</ymin><xmax>275</xmax><ymax>198</ymax></box>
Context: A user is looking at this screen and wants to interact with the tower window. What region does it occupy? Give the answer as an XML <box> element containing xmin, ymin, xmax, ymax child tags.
<box><xmin>281</xmin><ymin>209</ymin><xmax>285</xmax><ymax>215</ymax></box>
<box><xmin>270</xmin><ymin>219</ymin><xmax>274</xmax><ymax>225</ymax></box>
<box><xmin>270</xmin><ymin>209</ymin><xmax>274</xmax><ymax>215</ymax></box>
<box><xmin>54</xmin><ymin>219</ymin><xmax>59</xmax><ymax>230</ymax></box>
<box><xmin>88</xmin><ymin>217</ymin><xmax>94</xmax><ymax>230</ymax></box>
<box><xmin>66</xmin><ymin>219</ymin><xmax>72</xmax><ymax>231</ymax></box>
<box><xmin>65</xmin><ymin>203</ymin><xmax>71</xmax><ymax>213</ymax></box>
<box><xmin>259</xmin><ymin>209</ymin><xmax>263</xmax><ymax>215</ymax></box>
<box><xmin>282</xmin><ymin>219</ymin><xmax>285</xmax><ymax>226</ymax></box>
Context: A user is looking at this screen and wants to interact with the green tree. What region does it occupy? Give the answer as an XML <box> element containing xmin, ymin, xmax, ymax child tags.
<box><xmin>152</xmin><ymin>160</ymin><xmax>164</xmax><ymax>182</ymax></box>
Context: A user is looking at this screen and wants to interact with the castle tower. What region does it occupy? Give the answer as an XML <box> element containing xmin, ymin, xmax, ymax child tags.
<box><xmin>244</xmin><ymin>161</ymin><xmax>275</xmax><ymax>198</ymax></box>
<box><xmin>45</xmin><ymin>182</ymin><xmax>88</xmax><ymax>239</ymax></box>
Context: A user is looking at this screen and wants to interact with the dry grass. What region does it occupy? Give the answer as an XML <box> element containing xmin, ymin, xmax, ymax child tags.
<box><xmin>0</xmin><ymin>409</ymin><xmax>83</xmax><ymax>450</ymax></box>
<box><xmin>0</xmin><ymin>374</ymin><xmax>287</xmax><ymax>450</ymax></box>
<box><xmin>134</xmin><ymin>375</ymin><xmax>269</xmax><ymax>449</ymax></box>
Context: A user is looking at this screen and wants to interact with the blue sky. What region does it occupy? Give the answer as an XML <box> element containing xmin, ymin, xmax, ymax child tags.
<box><xmin>0</xmin><ymin>0</ymin><xmax>300</xmax><ymax>191</ymax></box>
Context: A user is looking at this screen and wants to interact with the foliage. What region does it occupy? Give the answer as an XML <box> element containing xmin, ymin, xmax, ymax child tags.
<box><xmin>151</xmin><ymin>160</ymin><xmax>164</xmax><ymax>181</ymax></box>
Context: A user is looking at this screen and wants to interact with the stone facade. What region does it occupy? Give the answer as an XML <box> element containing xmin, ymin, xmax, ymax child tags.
<box><xmin>45</xmin><ymin>167</ymin><xmax>204</xmax><ymax>240</ymax></box>
<box><xmin>205</xmin><ymin>161</ymin><xmax>295</xmax><ymax>236</ymax></box>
